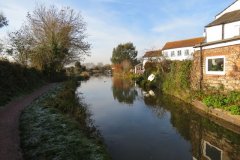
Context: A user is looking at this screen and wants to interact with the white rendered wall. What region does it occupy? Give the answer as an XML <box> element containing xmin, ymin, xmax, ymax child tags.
<box><xmin>206</xmin><ymin>25</ymin><xmax>222</xmax><ymax>42</ymax></box>
<box><xmin>224</xmin><ymin>21</ymin><xmax>240</xmax><ymax>39</ymax></box>
<box><xmin>163</xmin><ymin>47</ymin><xmax>194</xmax><ymax>61</ymax></box>
<box><xmin>216</xmin><ymin>1</ymin><xmax>240</xmax><ymax>19</ymax></box>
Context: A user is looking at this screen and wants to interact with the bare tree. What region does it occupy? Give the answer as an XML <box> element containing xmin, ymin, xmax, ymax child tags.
<box><xmin>8</xmin><ymin>26</ymin><xmax>33</xmax><ymax>65</ymax></box>
<box><xmin>0</xmin><ymin>12</ymin><xmax>8</xmax><ymax>28</ymax></box>
<box><xmin>6</xmin><ymin>4</ymin><xmax>90</xmax><ymax>73</ymax></box>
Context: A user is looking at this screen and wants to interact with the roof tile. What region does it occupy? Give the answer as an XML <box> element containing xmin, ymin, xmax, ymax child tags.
<box><xmin>162</xmin><ymin>37</ymin><xmax>204</xmax><ymax>50</ymax></box>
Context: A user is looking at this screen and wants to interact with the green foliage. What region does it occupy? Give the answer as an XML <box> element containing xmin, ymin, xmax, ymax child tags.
<box><xmin>0</xmin><ymin>60</ymin><xmax>45</xmax><ymax>106</ymax></box>
<box><xmin>227</xmin><ymin>105</ymin><xmax>240</xmax><ymax>115</ymax></box>
<box><xmin>203</xmin><ymin>95</ymin><xmax>226</xmax><ymax>108</ymax></box>
<box><xmin>20</xmin><ymin>84</ymin><xmax>111</xmax><ymax>160</ymax></box>
<box><xmin>161</xmin><ymin>60</ymin><xmax>192</xmax><ymax>98</ymax></box>
<box><xmin>144</xmin><ymin>62</ymin><xmax>158</xmax><ymax>75</ymax></box>
<box><xmin>202</xmin><ymin>91</ymin><xmax>240</xmax><ymax>115</ymax></box>
<box><xmin>111</xmin><ymin>42</ymin><xmax>138</xmax><ymax>66</ymax></box>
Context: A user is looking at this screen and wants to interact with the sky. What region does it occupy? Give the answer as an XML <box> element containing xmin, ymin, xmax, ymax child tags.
<box><xmin>0</xmin><ymin>0</ymin><xmax>234</xmax><ymax>64</ymax></box>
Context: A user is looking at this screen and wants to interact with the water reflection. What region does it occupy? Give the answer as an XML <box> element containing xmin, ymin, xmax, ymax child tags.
<box><xmin>111</xmin><ymin>77</ymin><xmax>138</xmax><ymax>105</ymax></box>
<box><xmin>79</xmin><ymin>77</ymin><xmax>240</xmax><ymax>160</ymax></box>
<box><xmin>142</xmin><ymin>91</ymin><xmax>240</xmax><ymax>160</ymax></box>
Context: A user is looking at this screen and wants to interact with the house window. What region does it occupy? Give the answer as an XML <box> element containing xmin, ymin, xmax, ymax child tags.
<box><xmin>206</xmin><ymin>56</ymin><xmax>225</xmax><ymax>75</ymax></box>
<box><xmin>184</xmin><ymin>50</ymin><xmax>189</xmax><ymax>56</ymax></box>
<box><xmin>171</xmin><ymin>51</ymin><xmax>175</xmax><ymax>57</ymax></box>
<box><xmin>177</xmin><ymin>50</ymin><xmax>182</xmax><ymax>56</ymax></box>
<box><xmin>203</xmin><ymin>141</ymin><xmax>222</xmax><ymax>160</ymax></box>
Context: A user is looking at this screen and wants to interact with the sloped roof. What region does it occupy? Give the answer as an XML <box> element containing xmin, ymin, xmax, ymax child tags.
<box><xmin>143</xmin><ymin>50</ymin><xmax>162</xmax><ymax>58</ymax></box>
<box><xmin>206</xmin><ymin>9</ymin><xmax>240</xmax><ymax>27</ymax></box>
<box><xmin>162</xmin><ymin>37</ymin><xmax>205</xmax><ymax>50</ymax></box>
<box><xmin>215</xmin><ymin>0</ymin><xmax>238</xmax><ymax>18</ymax></box>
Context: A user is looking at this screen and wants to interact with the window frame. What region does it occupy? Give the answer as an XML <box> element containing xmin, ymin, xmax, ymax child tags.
<box><xmin>206</xmin><ymin>56</ymin><xmax>226</xmax><ymax>75</ymax></box>
<box><xmin>171</xmin><ymin>51</ymin><xmax>175</xmax><ymax>57</ymax></box>
<box><xmin>184</xmin><ymin>49</ymin><xmax>189</xmax><ymax>56</ymax></box>
<box><xmin>203</xmin><ymin>140</ymin><xmax>222</xmax><ymax>160</ymax></box>
<box><xmin>177</xmin><ymin>50</ymin><xmax>182</xmax><ymax>56</ymax></box>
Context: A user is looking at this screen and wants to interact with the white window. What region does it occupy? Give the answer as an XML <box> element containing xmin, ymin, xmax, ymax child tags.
<box><xmin>206</xmin><ymin>56</ymin><xmax>225</xmax><ymax>75</ymax></box>
<box><xmin>177</xmin><ymin>50</ymin><xmax>182</xmax><ymax>56</ymax></box>
<box><xmin>184</xmin><ymin>50</ymin><xmax>189</xmax><ymax>56</ymax></box>
<box><xmin>203</xmin><ymin>141</ymin><xmax>222</xmax><ymax>160</ymax></box>
<box><xmin>171</xmin><ymin>51</ymin><xmax>175</xmax><ymax>57</ymax></box>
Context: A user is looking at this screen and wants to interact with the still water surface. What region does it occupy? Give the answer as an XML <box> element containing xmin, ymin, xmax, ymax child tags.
<box><xmin>76</xmin><ymin>76</ymin><xmax>240</xmax><ymax>160</ymax></box>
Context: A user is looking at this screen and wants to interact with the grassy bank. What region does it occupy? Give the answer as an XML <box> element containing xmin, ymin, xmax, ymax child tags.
<box><xmin>20</xmin><ymin>81</ymin><xmax>111</xmax><ymax>160</ymax></box>
<box><xmin>0</xmin><ymin>60</ymin><xmax>45</xmax><ymax>106</ymax></box>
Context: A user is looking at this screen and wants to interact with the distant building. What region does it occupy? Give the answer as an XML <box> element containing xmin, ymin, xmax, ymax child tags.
<box><xmin>162</xmin><ymin>37</ymin><xmax>204</xmax><ymax>61</ymax></box>
<box><xmin>134</xmin><ymin>63</ymin><xmax>144</xmax><ymax>74</ymax></box>
<box><xmin>193</xmin><ymin>0</ymin><xmax>240</xmax><ymax>90</ymax></box>
<box><xmin>142</xmin><ymin>50</ymin><xmax>162</xmax><ymax>68</ymax></box>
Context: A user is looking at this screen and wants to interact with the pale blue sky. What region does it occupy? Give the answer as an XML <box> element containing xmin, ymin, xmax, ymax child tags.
<box><xmin>0</xmin><ymin>0</ymin><xmax>234</xmax><ymax>64</ymax></box>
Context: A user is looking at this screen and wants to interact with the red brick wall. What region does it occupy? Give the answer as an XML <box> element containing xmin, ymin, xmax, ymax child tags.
<box><xmin>191</xmin><ymin>45</ymin><xmax>240</xmax><ymax>91</ymax></box>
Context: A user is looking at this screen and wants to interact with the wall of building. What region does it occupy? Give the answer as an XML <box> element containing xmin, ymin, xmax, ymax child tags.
<box><xmin>142</xmin><ymin>57</ymin><xmax>161</xmax><ymax>69</ymax></box>
<box><xmin>224</xmin><ymin>21</ymin><xmax>240</xmax><ymax>39</ymax></box>
<box><xmin>191</xmin><ymin>44</ymin><xmax>240</xmax><ymax>91</ymax></box>
<box><xmin>163</xmin><ymin>47</ymin><xmax>194</xmax><ymax>61</ymax></box>
<box><xmin>205</xmin><ymin>25</ymin><xmax>223</xmax><ymax>42</ymax></box>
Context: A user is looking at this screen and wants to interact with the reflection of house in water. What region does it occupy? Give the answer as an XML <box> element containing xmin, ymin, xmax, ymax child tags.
<box><xmin>190</xmin><ymin>118</ymin><xmax>240</xmax><ymax>160</ymax></box>
<box><xmin>141</xmin><ymin>92</ymin><xmax>240</xmax><ymax>160</ymax></box>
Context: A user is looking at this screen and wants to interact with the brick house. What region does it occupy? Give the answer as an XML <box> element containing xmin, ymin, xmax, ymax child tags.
<box><xmin>193</xmin><ymin>0</ymin><xmax>240</xmax><ymax>91</ymax></box>
<box><xmin>162</xmin><ymin>37</ymin><xmax>204</xmax><ymax>61</ymax></box>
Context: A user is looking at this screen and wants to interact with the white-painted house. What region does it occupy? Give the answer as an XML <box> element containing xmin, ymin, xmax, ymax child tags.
<box><xmin>142</xmin><ymin>50</ymin><xmax>162</xmax><ymax>68</ymax></box>
<box><xmin>205</xmin><ymin>1</ymin><xmax>240</xmax><ymax>43</ymax></box>
<box><xmin>162</xmin><ymin>37</ymin><xmax>204</xmax><ymax>61</ymax></box>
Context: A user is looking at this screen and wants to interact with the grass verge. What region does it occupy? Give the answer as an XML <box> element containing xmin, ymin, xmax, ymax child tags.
<box><xmin>20</xmin><ymin>82</ymin><xmax>111</xmax><ymax>160</ymax></box>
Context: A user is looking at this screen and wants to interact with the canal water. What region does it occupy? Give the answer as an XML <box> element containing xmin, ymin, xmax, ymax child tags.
<box><xmin>76</xmin><ymin>76</ymin><xmax>240</xmax><ymax>160</ymax></box>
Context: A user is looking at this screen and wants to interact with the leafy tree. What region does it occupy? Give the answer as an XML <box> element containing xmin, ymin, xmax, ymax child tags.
<box><xmin>111</xmin><ymin>42</ymin><xmax>138</xmax><ymax>66</ymax></box>
<box><xmin>0</xmin><ymin>12</ymin><xmax>8</xmax><ymax>28</ymax></box>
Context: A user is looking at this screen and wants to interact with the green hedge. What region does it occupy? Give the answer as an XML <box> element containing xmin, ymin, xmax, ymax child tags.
<box><xmin>0</xmin><ymin>60</ymin><xmax>45</xmax><ymax>106</ymax></box>
<box><xmin>162</xmin><ymin>60</ymin><xmax>192</xmax><ymax>94</ymax></box>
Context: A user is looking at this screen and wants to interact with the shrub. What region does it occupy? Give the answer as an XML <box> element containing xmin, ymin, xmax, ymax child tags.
<box><xmin>0</xmin><ymin>60</ymin><xmax>45</xmax><ymax>106</ymax></box>
<box><xmin>228</xmin><ymin>105</ymin><xmax>240</xmax><ymax>115</ymax></box>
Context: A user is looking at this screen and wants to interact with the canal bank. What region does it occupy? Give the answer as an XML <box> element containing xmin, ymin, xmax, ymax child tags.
<box><xmin>134</xmin><ymin>60</ymin><xmax>240</xmax><ymax>131</ymax></box>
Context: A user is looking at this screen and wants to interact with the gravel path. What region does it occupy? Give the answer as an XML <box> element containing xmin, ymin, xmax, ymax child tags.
<box><xmin>0</xmin><ymin>83</ymin><xmax>56</xmax><ymax>160</ymax></box>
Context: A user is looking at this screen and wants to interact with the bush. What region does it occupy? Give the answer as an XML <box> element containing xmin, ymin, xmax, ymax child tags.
<box><xmin>202</xmin><ymin>91</ymin><xmax>240</xmax><ymax>115</ymax></box>
<box><xmin>0</xmin><ymin>60</ymin><xmax>45</xmax><ymax>106</ymax></box>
